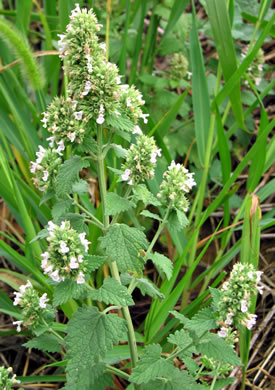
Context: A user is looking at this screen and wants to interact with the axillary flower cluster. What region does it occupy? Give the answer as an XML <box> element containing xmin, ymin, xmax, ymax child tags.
<box><xmin>0</xmin><ymin>366</ymin><xmax>21</xmax><ymax>389</ymax></box>
<box><xmin>217</xmin><ymin>263</ymin><xmax>263</xmax><ymax>336</ymax></box>
<box><xmin>41</xmin><ymin>221</ymin><xmax>90</xmax><ymax>284</ymax></box>
<box><xmin>12</xmin><ymin>280</ymin><xmax>53</xmax><ymax>333</ymax></box>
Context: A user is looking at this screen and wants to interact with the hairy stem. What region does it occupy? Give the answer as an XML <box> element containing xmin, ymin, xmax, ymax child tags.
<box><xmin>96</xmin><ymin>125</ymin><xmax>140</xmax><ymax>389</ymax></box>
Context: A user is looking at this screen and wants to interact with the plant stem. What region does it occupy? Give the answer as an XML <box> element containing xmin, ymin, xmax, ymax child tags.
<box><xmin>96</xmin><ymin>125</ymin><xmax>140</xmax><ymax>389</ymax></box>
<box><xmin>105</xmin><ymin>364</ymin><xmax>130</xmax><ymax>380</ymax></box>
<box><xmin>209</xmin><ymin>364</ymin><xmax>220</xmax><ymax>390</ymax></box>
<box><xmin>41</xmin><ymin>318</ymin><xmax>64</xmax><ymax>342</ymax></box>
<box><xmin>68</xmin><ymin>194</ymin><xmax>105</xmax><ymax>230</ymax></box>
<box><xmin>146</xmin><ymin>207</ymin><xmax>170</xmax><ymax>257</ymax></box>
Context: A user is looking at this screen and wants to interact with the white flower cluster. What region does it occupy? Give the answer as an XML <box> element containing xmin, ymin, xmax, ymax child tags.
<box><xmin>0</xmin><ymin>366</ymin><xmax>20</xmax><ymax>389</ymax></box>
<box><xmin>157</xmin><ymin>160</ymin><xmax>196</xmax><ymax>212</ymax></box>
<box><xmin>241</xmin><ymin>47</ymin><xmax>264</xmax><ymax>86</ymax></box>
<box><xmin>12</xmin><ymin>280</ymin><xmax>51</xmax><ymax>332</ymax></box>
<box><xmin>217</xmin><ymin>263</ymin><xmax>263</xmax><ymax>334</ymax></box>
<box><xmin>41</xmin><ymin>221</ymin><xmax>90</xmax><ymax>284</ymax></box>
<box><xmin>121</xmin><ymin>134</ymin><xmax>161</xmax><ymax>185</ymax></box>
<box><xmin>30</xmin><ymin>145</ymin><xmax>62</xmax><ymax>192</ymax></box>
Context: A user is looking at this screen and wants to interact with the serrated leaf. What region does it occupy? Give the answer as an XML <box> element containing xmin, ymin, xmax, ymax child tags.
<box><xmin>182</xmin><ymin>357</ymin><xmax>200</xmax><ymax>376</ymax></box>
<box><xmin>86</xmin><ymin>255</ymin><xmax>108</xmax><ymax>272</ymax></box>
<box><xmin>176</xmin><ymin>209</ymin><xmax>189</xmax><ymax>228</ymax></box>
<box><xmin>213</xmin><ymin>377</ymin><xmax>234</xmax><ymax>390</ymax></box>
<box><xmin>65</xmin><ymin>361</ymin><xmax>113</xmax><ymax>390</ymax></box>
<box><xmin>136</xmin><ymin>277</ymin><xmax>165</xmax><ymax>300</ymax></box>
<box><xmin>168</xmin><ymin>329</ymin><xmax>193</xmax><ymax>351</ymax></box>
<box><xmin>39</xmin><ymin>190</ymin><xmax>55</xmax><ymax>205</ymax></box>
<box><xmin>72</xmin><ymin>180</ymin><xmax>88</xmax><ymax>194</ymax></box>
<box><xmin>110</xmin><ymin>144</ymin><xmax>128</xmax><ymax>158</ymax></box>
<box><xmin>23</xmin><ymin>334</ymin><xmax>62</xmax><ymax>353</ymax></box>
<box><xmin>140</xmin><ymin>210</ymin><xmax>163</xmax><ymax>221</ymax></box>
<box><xmin>65</xmin><ymin>306</ymin><xmax>127</xmax><ymax>366</ymax></box>
<box><xmin>147</xmin><ymin>252</ymin><xmax>173</xmax><ymax>280</ymax></box>
<box><xmin>53</xmin><ymin>279</ymin><xmax>87</xmax><ymax>306</ymax></box>
<box><xmin>76</xmin><ymin>134</ymin><xmax>98</xmax><ymax>154</ymax></box>
<box><xmin>209</xmin><ymin>287</ymin><xmax>222</xmax><ymax>311</ymax></box>
<box><xmin>184</xmin><ymin>307</ymin><xmax>218</xmax><ymax>334</ymax></box>
<box><xmin>106</xmin><ymin>115</ymin><xmax>134</xmax><ymax>132</ymax></box>
<box><xmin>55</xmin><ymin>213</ymin><xmax>88</xmax><ymax>234</ymax></box>
<box><xmin>52</xmin><ymin>199</ymin><xmax>73</xmax><ymax>219</ymax></box>
<box><xmin>170</xmin><ymin>310</ymin><xmax>188</xmax><ymax>324</ymax></box>
<box><xmin>56</xmin><ymin>156</ymin><xmax>90</xmax><ymax>197</ymax></box>
<box><xmin>100</xmin><ymin>224</ymin><xmax>148</xmax><ymax>273</ymax></box>
<box><xmin>133</xmin><ymin>184</ymin><xmax>161</xmax><ymax>206</ymax></box>
<box><xmin>88</xmin><ymin>276</ymin><xmax>134</xmax><ymax>306</ymax></box>
<box><xmin>143</xmin><ymin>364</ymin><xmax>204</xmax><ymax>390</ymax></box>
<box><xmin>105</xmin><ymin>192</ymin><xmax>134</xmax><ymax>216</ymax></box>
<box><xmin>198</xmin><ymin>333</ymin><xmax>241</xmax><ymax>365</ymax></box>
<box><xmin>30</xmin><ymin>228</ymin><xmax>49</xmax><ymax>243</ymax></box>
<box><xmin>130</xmin><ymin>344</ymin><xmax>173</xmax><ymax>384</ymax></box>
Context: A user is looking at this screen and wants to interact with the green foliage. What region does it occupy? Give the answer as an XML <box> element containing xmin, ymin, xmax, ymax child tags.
<box><xmin>88</xmin><ymin>276</ymin><xmax>134</xmax><ymax>306</ymax></box>
<box><xmin>100</xmin><ymin>224</ymin><xmax>148</xmax><ymax>273</ymax></box>
<box><xmin>64</xmin><ymin>362</ymin><xmax>113</xmax><ymax>390</ymax></box>
<box><xmin>197</xmin><ymin>333</ymin><xmax>240</xmax><ymax>365</ymax></box>
<box><xmin>56</xmin><ymin>156</ymin><xmax>90</xmax><ymax>198</ymax></box>
<box><xmin>133</xmin><ymin>184</ymin><xmax>161</xmax><ymax>206</ymax></box>
<box><xmin>23</xmin><ymin>334</ymin><xmax>62</xmax><ymax>353</ymax></box>
<box><xmin>147</xmin><ymin>252</ymin><xmax>173</xmax><ymax>280</ymax></box>
<box><xmin>53</xmin><ymin>280</ymin><xmax>87</xmax><ymax>306</ymax></box>
<box><xmin>105</xmin><ymin>192</ymin><xmax>135</xmax><ymax>216</ymax></box>
<box><xmin>65</xmin><ymin>306</ymin><xmax>127</xmax><ymax>384</ymax></box>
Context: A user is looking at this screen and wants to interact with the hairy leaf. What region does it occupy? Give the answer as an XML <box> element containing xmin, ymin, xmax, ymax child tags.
<box><xmin>65</xmin><ymin>306</ymin><xmax>127</xmax><ymax>366</ymax></box>
<box><xmin>184</xmin><ymin>307</ymin><xmax>218</xmax><ymax>334</ymax></box>
<box><xmin>23</xmin><ymin>334</ymin><xmax>61</xmax><ymax>353</ymax></box>
<box><xmin>136</xmin><ymin>277</ymin><xmax>165</xmax><ymax>299</ymax></box>
<box><xmin>53</xmin><ymin>279</ymin><xmax>87</xmax><ymax>306</ymax></box>
<box><xmin>52</xmin><ymin>199</ymin><xmax>73</xmax><ymax>219</ymax></box>
<box><xmin>105</xmin><ymin>192</ymin><xmax>134</xmax><ymax>216</ymax></box>
<box><xmin>133</xmin><ymin>184</ymin><xmax>161</xmax><ymax>206</ymax></box>
<box><xmin>106</xmin><ymin>115</ymin><xmax>134</xmax><ymax>132</ymax></box>
<box><xmin>100</xmin><ymin>224</ymin><xmax>148</xmax><ymax>273</ymax></box>
<box><xmin>130</xmin><ymin>344</ymin><xmax>173</xmax><ymax>384</ymax></box>
<box><xmin>198</xmin><ymin>333</ymin><xmax>241</xmax><ymax>365</ymax></box>
<box><xmin>141</xmin><ymin>210</ymin><xmax>163</xmax><ymax>221</ymax></box>
<box><xmin>209</xmin><ymin>287</ymin><xmax>222</xmax><ymax>311</ymax></box>
<box><xmin>86</xmin><ymin>255</ymin><xmax>108</xmax><ymax>272</ymax></box>
<box><xmin>72</xmin><ymin>180</ymin><xmax>88</xmax><ymax>194</ymax></box>
<box><xmin>56</xmin><ymin>156</ymin><xmax>90</xmax><ymax>197</ymax></box>
<box><xmin>148</xmin><ymin>252</ymin><xmax>173</xmax><ymax>280</ymax></box>
<box><xmin>168</xmin><ymin>329</ymin><xmax>193</xmax><ymax>351</ymax></box>
<box><xmin>65</xmin><ymin>362</ymin><xmax>113</xmax><ymax>390</ymax></box>
<box><xmin>88</xmin><ymin>277</ymin><xmax>134</xmax><ymax>306</ymax></box>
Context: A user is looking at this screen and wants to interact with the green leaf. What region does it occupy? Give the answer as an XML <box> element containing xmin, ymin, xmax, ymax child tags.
<box><xmin>206</xmin><ymin>0</ymin><xmax>245</xmax><ymax>129</ymax></box>
<box><xmin>140</xmin><ymin>210</ymin><xmax>162</xmax><ymax>221</ymax></box>
<box><xmin>182</xmin><ymin>357</ymin><xmax>200</xmax><ymax>376</ymax></box>
<box><xmin>209</xmin><ymin>287</ymin><xmax>222</xmax><ymax>311</ymax></box>
<box><xmin>86</xmin><ymin>255</ymin><xmax>108</xmax><ymax>272</ymax></box>
<box><xmin>190</xmin><ymin>2</ymin><xmax>211</xmax><ymax>165</ymax></box>
<box><xmin>176</xmin><ymin>209</ymin><xmax>189</xmax><ymax>228</ymax></box>
<box><xmin>76</xmin><ymin>134</ymin><xmax>98</xmax><ymax>154</ymax></box>
<box><xmin>130</xmin><ymin>344</ymin><xmax>173</xmax><ymax>384</ymax></box>
<box><xmin>100</xmin><ymin>224</ymin><xmax>148</xmax><ymax>273</ymax></box>
<box><xmin>52</xmin><ymin>199</ymin><xmax>73</xmax><ymax>219</ymax></box>
<box><xmin>147</xmin><ymin>252</ymin><xmax>173</xmax><ymax>280</ymax></box>
<box><xmin>53</xmin><ymin>279</ymin><xmax>87</xmax><ymax>306</ymax></box>
<box><xmin>105</xmin><ymin>192</ymin><xmax>134</xmax><ymax>216</ymax></box>
<box><xmin>65</xmin><ymin>362</ymin><xmax>113</xmax><ymax>390</ymax></box>
<box><xmin>184</xmin><ymin>307</ymin><xmax>218</xmax><ymax>334</ymax></box>
<box><xmin>23</xmin><ymin>334</ymin><xmax>62</xmax><ymax>353</ymax></box>
<box><xmin>133</xmin><ymin>184</ymin><xmax>161</xmax><ymax>206</ymax></box>
<box><xmin>56</xmin><ymin>156</ymin><xmax>90</xmax><ymax>198</ymax></box>
<box><xmin>168</xmin><ymin>209</ymin><xmax>188</xmax><ymax>232</ymax></box>
<box><xmin>88</xmin><ymin>277</ymin><xmax>134</xmax><ymax>306</ymax></box>
<box><xmin>213</xmin><ymin>377</ymin><xmax>234</xmax><ymax>390</ymax></box>
<box><xmin>55</xmin><ymin>213</ymin><xmax>88</xmax><ymax>234</ymax></box>
<box><xmin>168</xmin><ymin>329</ymin><xmax>193</xmax><ymax>350</ymax></box>
<box><xmin>72</xmin><ymin>180</ymin><xmax>88</xmax><ymax>194</ymax></box>
<box><xmin>106</xmin><ymin>115</ymin><xmax>134</xmax><ymax>133</ymax></box>
<box><xmin>65</xmin><ymin>306</ymin><xmax>127</xmax><ymax>366</ymax></box>
<box><xmin>136</xmin><ymin>277</ymin><xmax>165</xmax><ymax>300</ymax></box>
<box><xmin>198</xmin><ymin>333</ymin><xmax>241</xmax><ymax>365</ymax></box>
<box><xmin>110</xmin><ymin>144</ymin><xmax>128</xmax><ymax>158</ymax></box>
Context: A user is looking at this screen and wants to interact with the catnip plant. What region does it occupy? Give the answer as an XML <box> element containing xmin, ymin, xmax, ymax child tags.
<box><xmin>9</xmin><ymin>4</ymin><xmax>263</xmax><ymax>389</ymax></box>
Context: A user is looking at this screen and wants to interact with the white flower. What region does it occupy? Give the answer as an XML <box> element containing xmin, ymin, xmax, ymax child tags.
<box><xmin>122</xmin><ymin>169</ymin><xmax>131</xmax><ymax>181</ymax></box>
<box><xmin>257</xmin><ymin>285</ymin><xmax>264</xmax><ymax>295</ymax></box>
<box><xmin>126</xmin><ymin>97</ymin><xmax>132</xmax><ymax>107</ymax></box>
<box><xmin>19</xmin><ymin>280</ymin><xmax>32</xmax><ymax>294</ymax></box>
<box><xmin>42</xmin><ymin>170</ymin><xmax>49</xmax><ymax>182</ymax></box>
<box><xmin>116</xmin><ymin>76</ymin><xmax>122</xmax><ymax>84</ymax></box>
<box><xmin>246</xmin><ymin>314</ymin><xmax>257</xmax><ymax>330</ymax></box>
<box><xmin>128</xmin><ymin>179</ymin><xmax>133</xmax><ymax>185</ymax></box>
<box><xmin>70</xmin><ymin>3</ymin><xmax>81</xmax><ymax>19</ymax></box>
<box><xmin>41</xmin><ymin>251</ymin><xmax>50</xmax><ymax>261</ymax></box>
<box><xmin>150</xmin><ymin>148</ymin><xmax>161</xmax><ymax>163</ymax></box>
<box><xmin>169</xmin><ymin>194</ymin><xmax>175</xmax><ymax>200</ymax></box>
<box><xmin>78</xmin><ymin>255</ymin><xmax>84</xmax><ymax>263</ymax></box>
<box><xmin>82</xmin><ymin>81</ymin><xmax>92</xmax><ymax>96</ymax></box>
<box><xmin>256</xmin><ymin>271</ymin><xmax>263</xmax><ymax>282</ymax></box>
<box><xmin>248</xmin><ymin>271</ymin><xmax>254</xmax><ymax>279</ymax></box>
<box><xmin>48</xmin><ymin>221</ymin><xmax>57</xmax><ymax>236</ymax></box>
<box><xmin>79</xmin><ymin>232</ymin><xmax>90</xmax><ymax>252</ymax></box>
<box><xmin>46</xmin><ymin>136</ymin><xmax>55</xmax><ymax>148</ymax></box>
<box><xmin>96</xmin><ymin>114</ymin><xmax>104</xmax><ymax>124</ymax></box>
<box><xmin>225</xmin><ymin>312</ymin><xmax>234</xmax><ymax>325</ymax></box>
<box><xmin>60</xmin><ymin>241</ymin><xmax>70</xmax><ymax>254</ymax></box>
<box><xmin>74</xmin><ymin>111</ymin><xmax>83</xmax><ymax>121</ymax></box>
<box><xmin>241</xmin><ymin>300</ymin><xmax>248</xmax><ymax>313</ymax></box>
<box><xmin>41</xmin><ymin>114</ymin><xmax>48</xmax><ymax>128</ymax></box>
<box><xmin>140</xmin><ymin>113</ymin><xmax>149</xmax><ymax>124</ymax></box>
<box><xmin>49</xmin><ymin>269</ymin><xmax>61</xmax><ymax>282</ymax></box>
<box><xmin>57</xmin><ymin>34</ymin><xmax>67</xmax><ymax>54</ymax></box>
<box><xmin>56</xmin><ymin>140</ymin><xmax>65</xmax><ymax>156</ymax></box>
<box><xmin>218</xmin><ymin>327</ymin><xmax>227</xmax><ymax>338</ymax></box>
<box><xmin>76</xmin><ymin>271</ymin><xmax>85</xmax><ymax>284</ymax></box>
<box><xmin>39</xmin><ymin>293</ymin><xmax>49</xmax><ymax>308</ymax></box>
<box><xmin>222</xmin><ymin>281</ymin><xmax>229</xmax><ymax>291</ymax></box>
<box><xmin>69</xmin><ymin>257</ymin><xmax>79</xmax><ymax>269</ymax></box>
<box><xmin>30</xmin><ymin>161</ymin><xmax>39</xmax><ymax>173</ymax></box>
<box><xmin>13</xmin><ymin>292</ymin><xmax>22</xmax><ymax>306</ymax></box>
<box><xmin>100</xmin><ymin>42</ymin><xmax>106</xmax><ymax>52</ymax></box>
<box><xmin>67</xmin><ymin>132</ymin><xmax>76</xmax><ymax>142</ymax></box>
<box><xmin>133</xmin><ymin>125</ymin><xmax>142</xmax><ymax>135</ymax></box>
<box><xmin>36</xmin><ymin>145</ymin><xmax>46</xmax><ymax>164</ymax></box>
<box><xmin>60</xmin><ymin>221</ymin><xmax>66</xmax><ymax>229</ymax></box>
<box><xmin>13</xmin><ymin>320</ymin><xmax>23</xmax><ymax>332</ymax></box>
